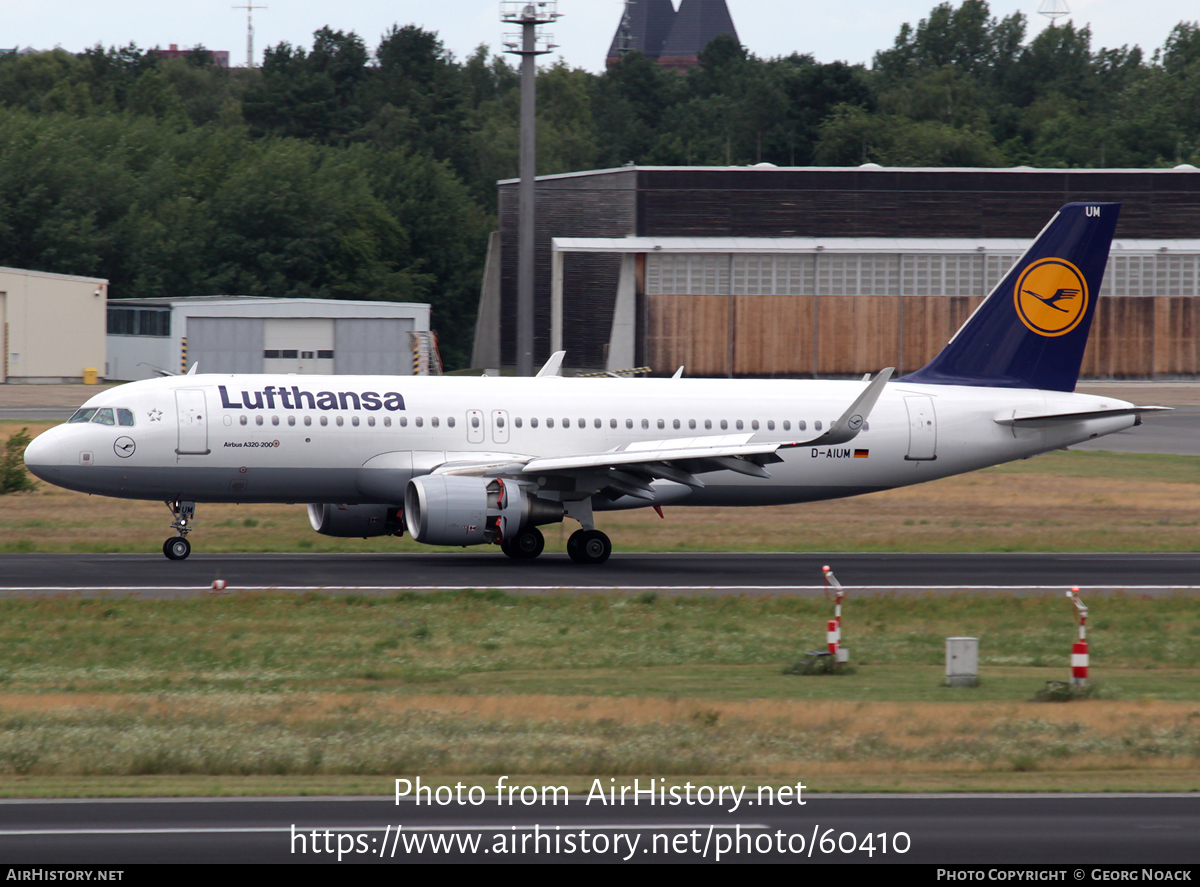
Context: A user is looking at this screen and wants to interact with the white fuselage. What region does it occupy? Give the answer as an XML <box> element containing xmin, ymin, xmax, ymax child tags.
<box><xmin>24</xmin><ymin>373</ymin><xmax>1138</xmax><ymax>508</ymax></box>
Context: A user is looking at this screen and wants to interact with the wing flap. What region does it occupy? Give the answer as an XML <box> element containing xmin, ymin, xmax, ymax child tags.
<box><xmin>521</xmin><ymin>439</ymin><xmax>796</xmax><ymax>474</ymax></box>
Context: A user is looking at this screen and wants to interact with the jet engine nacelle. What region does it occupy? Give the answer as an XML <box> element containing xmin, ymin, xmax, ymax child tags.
<box><xmin>404</xmin><ymin>475</ymin><xmax>564</xmax><ymax>546</ymax></box>
<box><xmin>307</xmin><ymin>503</ymin><xmax>402</xmax><ymax>538</ymax></box>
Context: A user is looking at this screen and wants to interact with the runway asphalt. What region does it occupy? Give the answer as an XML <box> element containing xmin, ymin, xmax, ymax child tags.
<box><xmin>0</xmin><ymin>794</ymin><xmax>1196</xmax><ymax>863</ymax></box>
<box><xmin>1</xmin><ymin>552</ymin><xmax>1198</xmax><ymax>596</ymax></box>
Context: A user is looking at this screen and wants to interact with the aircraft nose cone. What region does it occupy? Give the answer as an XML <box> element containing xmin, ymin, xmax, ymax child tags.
<box><xmin>21</xmin><ymin>429</ymin><xmax>62</xmax><ymax>481</ymax></box>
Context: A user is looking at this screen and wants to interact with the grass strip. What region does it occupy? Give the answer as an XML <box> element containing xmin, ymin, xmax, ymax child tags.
<box><xmin>0</xmin><ymin>592</ymin><xmax>1196</xmax><ymax>791</ymax></box>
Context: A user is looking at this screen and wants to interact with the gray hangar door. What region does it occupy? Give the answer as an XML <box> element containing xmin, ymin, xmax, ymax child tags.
<box><xmin>334</xmin><ymin>318</ymin><xmax>414</xmax><ymax>375</ymax></box>
<box><xmin>187</xmin><ymin>317</ymin><xmax>265</xmax><ymax>374</ymax></box>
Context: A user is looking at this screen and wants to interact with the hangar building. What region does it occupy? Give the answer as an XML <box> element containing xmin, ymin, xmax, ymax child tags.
<box><xmin>1</xmin><ymin>266</ymin><xmax>107</xmax><ymax>384</ymax></box>
<box><xmin>107</xmin><ymin>297</ymin><xmax>433</xmax><ymax>381</ymax></box>
<box><xmin>477</xmin><ymin>165</ymin><xmax>1200</xmax><ymax>379</ymax></box>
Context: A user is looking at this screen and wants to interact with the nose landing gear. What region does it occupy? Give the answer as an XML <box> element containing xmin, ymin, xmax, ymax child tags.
<box><xmin>163</xmin><ymin>498</ymin><xmax>195</xmax><ymax>560</ymax></box>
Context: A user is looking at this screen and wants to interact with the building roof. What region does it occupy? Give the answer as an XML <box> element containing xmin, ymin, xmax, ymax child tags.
<box><xmin>0</xmin><ymin>265</ymin><xmax>107</xmax><ymax>284</ymax></box>
<box><xmin>501</xmin><ymin>163</ymin><xmax>1200</xmax><ymax>185</ymax></box>
<box><xmin>108</xmin><ymin>297</ymin><xmax>429</xmax><ymax>315</ymax></box>
<box><xmin>606</xmin><ymin>0</ymin><xmax>677</xmax><ymax>61</ymax></box>
<box><xmin>659</xmin><ymin>0</ymin><xmax>738</xmax><ymax>60</ymax></box>
<box><xmin>552</xmin><ymin>235</ymin><xmax>1200</xmax><ymax>255</ymax></box>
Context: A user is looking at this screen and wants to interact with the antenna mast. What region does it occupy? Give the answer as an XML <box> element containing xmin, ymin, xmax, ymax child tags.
<box><xmin>232</xmin><ymin>2</ymin><xmax>268</xmax><ymax>67</ymax></box>
<box><xmin>1037</xmin><ymin>0</ymin><xmax>1069</xmax><ymax>25</ymax></box>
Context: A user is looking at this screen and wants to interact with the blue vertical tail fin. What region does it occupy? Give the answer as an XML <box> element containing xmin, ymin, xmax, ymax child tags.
<box><xmin>899</xmin><ymin>202</ymin><xmax>1119</xmax><ymax>392</ymax></box>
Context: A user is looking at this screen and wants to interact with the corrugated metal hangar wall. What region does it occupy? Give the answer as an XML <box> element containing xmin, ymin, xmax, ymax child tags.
<box><xmin>107</xmin><ymin>298</ymin><xmax>430</xmax><ymax>382</ymax></box>
<box><xmin>494</xmin><ymin>166</ymin><xmax>1200</xmax><ymax>378</ymax></box>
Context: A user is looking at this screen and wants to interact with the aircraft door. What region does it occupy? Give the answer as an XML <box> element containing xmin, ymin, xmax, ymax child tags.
<box><xmin>491</xmin><ymin>410</ymin><xmax>509</xmax><ymax>445</ymax></box>
<box><xmin>175</xmin><ymin>389</ymin><xmax>210</xmax><ymax>455</ymax></box>
<box><xmin>466</xmin><ymin>410</ymin><xmax>484</xmax><ymax>444</ymax></box>
<box><xmin>904</xmin><ymin>396</ymin><xmax>937</xmax><ymax>461</ymax></box>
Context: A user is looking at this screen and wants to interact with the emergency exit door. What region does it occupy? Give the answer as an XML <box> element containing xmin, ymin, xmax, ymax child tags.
<box><xmin>904</xmin><ymin>396</ymin><xmax>937</xmax><ymax>461</ymax></box>
<box><xmin>175</xmin><ymin>389</ymin><xmax>210</xmax><ymax>455</ymax></box>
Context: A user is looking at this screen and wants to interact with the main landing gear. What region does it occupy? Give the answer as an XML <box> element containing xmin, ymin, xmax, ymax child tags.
<box><xmin>498</xmin><ymin>497</ymin><xmax>611</xmax><ymax>564</ymax></box>
<box><xmin>500</xmin><ymin>526</ymin><xmax>545</xmax><ymax>559</ymax></box>
<box><xmin>499</xmin><ymin>526</ymin><xmax>611</xmax><ymax>563</ymax></box>
<box><xmin>567</xmin><ymin>529</ymin><xmax>611</xmax><ymax>564</ymax></box>
<box><xmin>163</xmin><ymin>498</ymin><xmax>195</xmax><ymax>560</ymax></box>
<box><xmin>496</xmin><ymin>523</ymin><xmax>609</xmax><ymax>566</ymax></box>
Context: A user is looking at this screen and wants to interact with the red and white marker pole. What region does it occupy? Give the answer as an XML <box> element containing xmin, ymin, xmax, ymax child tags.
<box><xmin>1066</xmin><ymin>587</ymin><xmax>1089</xmax><ymax>687</ymax></box>
<box><xmin>823</xmin><ymin>565</ymin><xmax>847</xmax><ymax>662</ymax></box>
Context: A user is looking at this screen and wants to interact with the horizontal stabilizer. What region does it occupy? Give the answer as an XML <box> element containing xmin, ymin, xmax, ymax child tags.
<box><xmin>994</xmin><ymin>406</ymin><xmax>1172</xmax><ymax>428</ymax></box>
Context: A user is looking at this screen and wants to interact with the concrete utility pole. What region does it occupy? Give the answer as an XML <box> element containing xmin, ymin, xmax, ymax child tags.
<box><xmin>501</xmin><ymin>2</ymin><xmax>560</xmax><ymax>376</ymax></box>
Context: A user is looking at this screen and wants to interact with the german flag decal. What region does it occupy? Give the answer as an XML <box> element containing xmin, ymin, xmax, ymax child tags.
<box><xmin>854</xmin><ymin>449</ymin><xmax>869</xmax><ymax>458</ymax></box>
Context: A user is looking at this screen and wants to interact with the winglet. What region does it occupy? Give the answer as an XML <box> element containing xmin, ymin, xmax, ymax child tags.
<box><xmin>672</xmin><ymin>366</ymin><xmax>684</xmax><ymax>379</ymax></box>
<box><xmin>186</xmin><ymin>362</ymin><xmax>199</xmax><ymax>375</ymax></box>
<box><xmin>808</xmin><ymin>367</ymin><xmax>894</xmax><ymax>447</ymax></box>
<box><xmin>535</xmin><ymin>351</ymin><xmax>565</xmax><ymax>378</ymax></box>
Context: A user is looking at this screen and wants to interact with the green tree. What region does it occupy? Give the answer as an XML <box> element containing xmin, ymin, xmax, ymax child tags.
<box><xmin>1162</xmin><ymin>22</ymin><xmax>1200</xmax><ymax>75</ymax></box>
<box><xmin>814</xmin><ymin>103</ymin><xmax>1005</xmax><ymax>167</ymax></box>
<box><xmin>366</xmin><ymin>148</ymin><xmax>492</xmax><ymax>369</ymax></box>
<box><xmin>368</xmin><ymin>25</ymin><xmax>473</xmax><ymax>176</ymax></box>
<box><xmin>1</xmin><ymin>429</ymin><xmax>36</xmax><ymax>494</ymax></box>
<box><xmin>591</xmin><ymin>51</ymin><xmax>681</xmax><ymax>167</ymax></box>
<box><xmin>243</xmin><ymin>28</ymin><xmax>369</xmax><ymax>142</ymax></box>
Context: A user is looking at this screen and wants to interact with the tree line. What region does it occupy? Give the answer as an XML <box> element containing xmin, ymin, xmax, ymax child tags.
<box><xmin>1</xmin><ymin>2</ymin><xmax>1197</xmax><ymax>367</ymax></box>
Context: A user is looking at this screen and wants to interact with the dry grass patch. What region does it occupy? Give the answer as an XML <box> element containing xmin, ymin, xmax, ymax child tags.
<box><xmin>1</xmin><ymin>691</ymin><xmax>1198</xmax><ymax>783</ymax></box>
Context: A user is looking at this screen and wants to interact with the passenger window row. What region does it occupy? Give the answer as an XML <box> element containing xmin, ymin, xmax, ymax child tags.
<box><xmin>511</xmin><ymin>417</ymin><xmax>843</xmax><ymax>433</ymax></box>
<box><xmin>225</xmin><ymin>415</ymin><xmax>459</xmax><ymax>429</ymax></box>
<box><xmin>218</xmin><ymin>414</ymin><xmax>864</xmax><ymax>433</ymax></box>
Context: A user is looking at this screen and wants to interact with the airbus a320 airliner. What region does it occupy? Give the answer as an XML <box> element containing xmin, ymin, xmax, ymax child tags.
<box><xmin>23</xmin><ymin>202</ymin><xmax>1165</xmax><ymax>563</ymax></box>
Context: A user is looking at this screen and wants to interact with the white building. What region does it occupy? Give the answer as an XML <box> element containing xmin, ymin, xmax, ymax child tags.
<box><xmin>106</xmin><ymin>297</ymin><xmax>433</xmax><ymax>382</ymax></box>
<box><xmin>1</xmin><ymin>266</ymin><xmax>108</xmax><ymax>383</ymax></box>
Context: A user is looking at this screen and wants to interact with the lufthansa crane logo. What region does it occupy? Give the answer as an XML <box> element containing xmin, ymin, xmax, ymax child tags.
<box><xmin>1013</xmin><ymin>257</ymin><xmax>1089</xmax><ymax>337</ymax></box>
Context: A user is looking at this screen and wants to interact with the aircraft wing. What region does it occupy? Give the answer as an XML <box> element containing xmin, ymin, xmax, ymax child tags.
<box><xmin>433</xmin><ymin>435</ymin><xmax>793</xmax><ymax>489</ymax></box>
<box><xmin>431</xmin><ymin>369</ymin><xmax>894</xmax><ymax>498</ymax></box>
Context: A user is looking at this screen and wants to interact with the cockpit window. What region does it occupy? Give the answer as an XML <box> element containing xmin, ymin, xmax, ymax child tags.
<box><xmin>117</xmin><ymin>409</ymin><xmax>135</xmax><ymax>427</ymax></box>
<box><xmin>92</xmin><ymin>408</ymin><xmax>116</xmax><ymax>426</ymax></box>
<box><xmin>68</xmin><ymin>408</ymin><xmax>97</xmax><ymax>423</ymax></box>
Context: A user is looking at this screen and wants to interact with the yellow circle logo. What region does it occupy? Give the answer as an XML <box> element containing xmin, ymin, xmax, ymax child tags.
<box><xmin>1013</xmin><ymin>258</ymin><xmax>1089</xmax><ymax>337</ymax></box>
